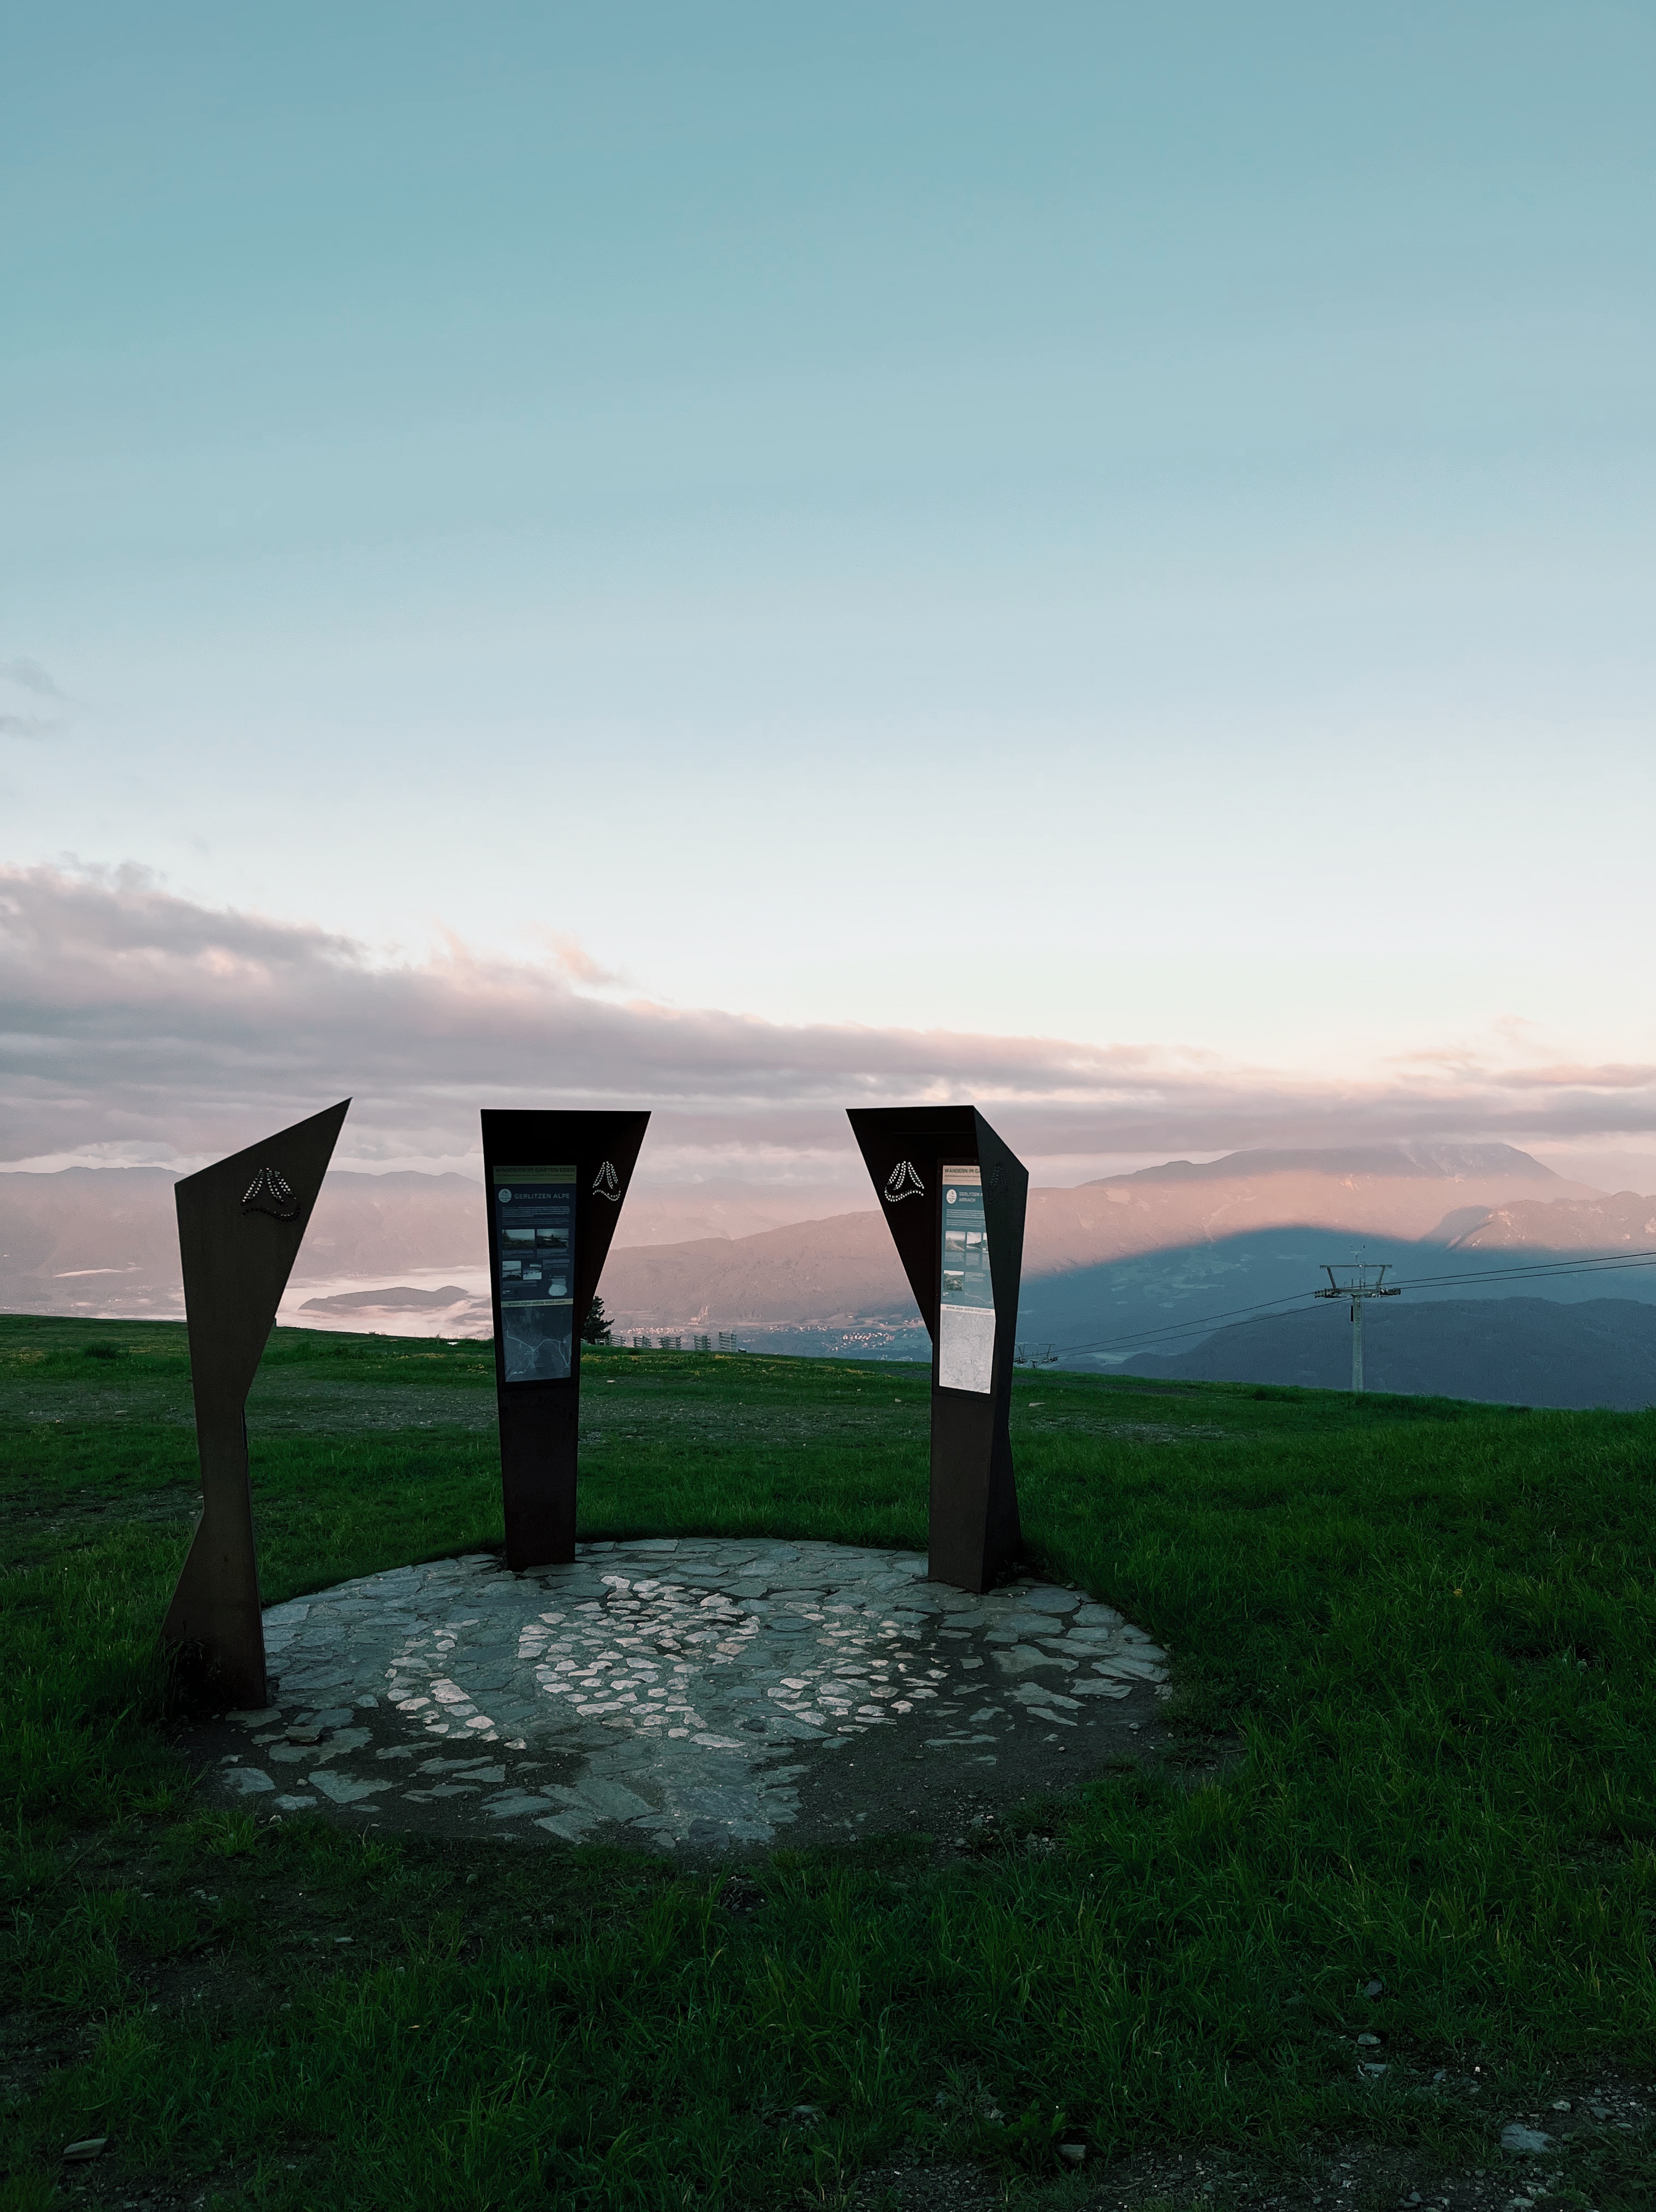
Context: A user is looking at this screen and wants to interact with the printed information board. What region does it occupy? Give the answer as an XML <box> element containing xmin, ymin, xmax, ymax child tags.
<box><xmin>493</xmin><ymin>1164</ymin><xmax>577</xmax><ymax>1382</ymax></box>
<box><xmin>938</xmin><ymin>1163</ymin><xmax>995</xmax><ymax>1393</ymax></box>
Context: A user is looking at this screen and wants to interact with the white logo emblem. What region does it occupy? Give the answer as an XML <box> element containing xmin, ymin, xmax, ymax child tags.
<box><xmin>884</xmin><ymin>1159</ymin><xmax>925</xmax><ymax>1204</ymax></box>
<box><xmin>592</xmin><ymin>1160</ymin><xmax>623</xmax><ymax>1201</ymax></box>
<box><xmin>241</xmin><ymin>1165</ymin><xmax>298</xmax><ymax>1221</ymax></box>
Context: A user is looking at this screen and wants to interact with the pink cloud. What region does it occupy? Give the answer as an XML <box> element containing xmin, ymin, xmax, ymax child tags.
<box><xmin>4</xmin><ymin>863</ymin><xmax>1656</xmax><ymax>1171</ymax></box>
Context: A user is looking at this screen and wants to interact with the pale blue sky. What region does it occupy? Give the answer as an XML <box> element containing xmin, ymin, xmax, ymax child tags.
<box><xmin>4</xmin><ymin>3</ymin><xmax>1653</xmax><ymax>1101</ymax></box>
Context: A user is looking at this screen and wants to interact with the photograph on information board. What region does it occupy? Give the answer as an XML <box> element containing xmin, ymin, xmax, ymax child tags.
<box><xmin>493</xmin><ymin>1165</ymin><xmax>577</xmax><ymax>1381</ymax></box>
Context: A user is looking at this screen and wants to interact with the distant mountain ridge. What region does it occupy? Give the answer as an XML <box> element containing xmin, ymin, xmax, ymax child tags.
<box><xmin>585</xmin><ymin>1144</ymin><xmax>1609</xmax><ymax>1340</ymax></box>
<box><xmin>1092</xmin><ymin>1142</ymin><xmax>1567</xmax><ymax>1185</ymax></box>
<box><xmin>0</xmin><ymin>1168</ymin><xmax>483</xmax><ymax>1319</ymax></box>
<box><xmin>1448</xmin><ymin>1190</ymin><xmax>1656</xmax><ymax>1252</ymax></box>
<box><xmin>3</xmin><ymin>1147</ymin><xmax>1647</xmax><ymax>1367</ymax></box>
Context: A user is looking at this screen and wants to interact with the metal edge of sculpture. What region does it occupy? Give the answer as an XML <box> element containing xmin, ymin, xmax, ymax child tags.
<box><xmin>160</xmin><ymin>1098</ymin><xmax>352</xmax><ymax>1708</ymax></box>
<box><xmin>479</xmin><ymin>1108</ymin><xmax>651</xmax><ymax>1570</ymax></box>
<box><xmin>846</xmin><ymin>1104</ymin><xmax>1028</xmax><ymax>1593</ymax></box>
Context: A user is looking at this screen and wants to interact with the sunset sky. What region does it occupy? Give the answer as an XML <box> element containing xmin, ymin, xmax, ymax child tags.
<box><xmin>4</xmin><ymin>5</ymin><xmax>1654</xmax><ymax>1187</ymax></box>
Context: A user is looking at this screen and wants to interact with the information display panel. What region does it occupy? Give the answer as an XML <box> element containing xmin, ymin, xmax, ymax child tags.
<box><xmin>493</xmin><ymin>1164</ymin><xmax>577</xmax><ymax>1381</ymax></box>
<box><xmin>938</xmin><ymin>1163</ymin><xmax>995</xmax><ymax>1393</ymax></box>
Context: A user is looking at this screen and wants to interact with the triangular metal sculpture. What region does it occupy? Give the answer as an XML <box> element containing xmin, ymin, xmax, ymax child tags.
<box><xmin>160</xmin><ymin>1100</ymin><xmax>351</xmax><ymax>1707</ymax></box>
<box><xmin>847</xmin><ymin>1104</ymin><xmax>1028</xmax><ymax>1593</ymax></box>
<box><xmin>481</xmin><ymin>1108</ymin><xmax>650</xmax><ymax>1568</ymax></box>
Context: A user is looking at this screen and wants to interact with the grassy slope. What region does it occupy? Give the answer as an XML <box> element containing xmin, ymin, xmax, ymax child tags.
<box><xmin>2</xmin><ymin>1314</ymin><xmax>1654</xmax><ymax>2210</ymax></box>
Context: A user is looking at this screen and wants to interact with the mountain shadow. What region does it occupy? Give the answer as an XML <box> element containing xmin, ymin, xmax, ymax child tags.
<box><xmin>1127</xmin><ymin>1295</ymin><xmax>1656</xmax><ymax>1409</ymax></box>
<box><xmin>1014</xmin><ymin>1226</ymin><xmax>1656</xmax><ymax>1370</ymax></box>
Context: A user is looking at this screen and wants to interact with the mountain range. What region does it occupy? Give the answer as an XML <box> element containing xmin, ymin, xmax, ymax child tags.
<box><xmin>597</xmin><ymin>1144</ymin><xmax>1656</xmax><ymax>1363</ymax></box>
<box><xmin>7</xmin><ymin>1144</ymin><xmax>1655</xmax><ymax>1391</ymax></box>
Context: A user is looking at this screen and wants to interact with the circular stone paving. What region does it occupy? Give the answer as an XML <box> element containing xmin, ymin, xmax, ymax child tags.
<box><xmin>205</xmin><ymin>1538</ymin><xmax>1173</xmax><ymax>1852</ymax></box>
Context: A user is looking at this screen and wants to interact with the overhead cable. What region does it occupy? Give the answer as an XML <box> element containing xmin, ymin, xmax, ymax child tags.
<box><xmin>1050</xmin><ymin>1245</ymin><xmax>1656</xmax><ymax>1362</ymax></box>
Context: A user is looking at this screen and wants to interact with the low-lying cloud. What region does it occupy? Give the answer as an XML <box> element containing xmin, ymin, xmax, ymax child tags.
<box><xmin>4</xmin><ymin>864</ymin><xmax>1655</xmax><ymax>1175</ymax></box>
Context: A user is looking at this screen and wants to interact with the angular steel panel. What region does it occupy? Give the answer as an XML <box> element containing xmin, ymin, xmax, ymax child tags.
<box><xmin>161</xmin><ymin>1098</ymin><xmax>351</xmax><ymax>1707</ymax></box>
<box><xmin>846</xmin><ymin>1104</ymin><xmax>1027</xmax><ymax>1592</ymax></box>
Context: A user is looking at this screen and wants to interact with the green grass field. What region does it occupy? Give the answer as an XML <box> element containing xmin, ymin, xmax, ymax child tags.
<box><xmin>3</xmin><ymin>1313</ymin><xmax>1654</xmax><ymax>2211</ymax></box>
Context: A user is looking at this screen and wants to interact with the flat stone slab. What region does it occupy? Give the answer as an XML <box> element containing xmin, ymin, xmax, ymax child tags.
<box><xmin>205</xmin><ymin>1539</ymin><xmax>1173</xmax><ymax>1852</ymax></box>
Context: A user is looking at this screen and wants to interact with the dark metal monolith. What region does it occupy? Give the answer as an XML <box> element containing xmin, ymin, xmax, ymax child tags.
<box><xmin>481</xmin><ymin>1109</ymin><xmax>649</xmax><ymax>1569</ymax></box>
<box><xmin>847</xmin><ymin>1104</ymin><xmax>1027</xmax><ymax>1593</ymax></box>
<box><xmin>160</xmin><ymin>1099</ymin><xmax>351</xmax><ymax>1707</ymax></box>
